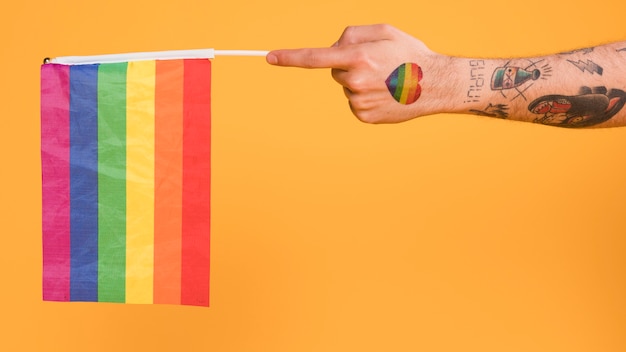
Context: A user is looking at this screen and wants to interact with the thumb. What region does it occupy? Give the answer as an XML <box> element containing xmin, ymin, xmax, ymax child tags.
<box><xmin>336</xmin><ymin>24</ymin><xmax>397</xmax><ymax>45</ymax></box>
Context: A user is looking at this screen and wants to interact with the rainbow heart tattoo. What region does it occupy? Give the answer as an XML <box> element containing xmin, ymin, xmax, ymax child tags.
<box><xmin>385</xmin><ymin>63</ymin><xmax>423</xmax><ymax>105</ymax></box>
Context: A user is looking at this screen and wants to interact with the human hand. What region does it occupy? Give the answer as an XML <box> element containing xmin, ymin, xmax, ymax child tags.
<box><xmin>266</xmin><ymin>24</ymin><xmax>446</xmax><ymax>123</ymax></box>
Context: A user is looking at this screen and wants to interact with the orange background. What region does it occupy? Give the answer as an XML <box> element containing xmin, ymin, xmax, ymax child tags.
<box><xmin>2</xmin><ymin>0</ymin><xmax>626</xmax><ymax>351</ymax></box>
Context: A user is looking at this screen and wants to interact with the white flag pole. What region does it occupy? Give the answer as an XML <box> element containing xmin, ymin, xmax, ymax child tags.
<box><xmin>214</xmin><ymin>50</ymin><xmax>269</xmax><ymax>57</ymax></box>
<box><xmin>47</xmin><ymin>49</ymin><xmax>269</xmax><ymax>65</ymax></box>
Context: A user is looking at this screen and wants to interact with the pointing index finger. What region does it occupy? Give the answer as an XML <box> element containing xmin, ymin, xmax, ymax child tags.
<box><xmin>266</xmin><ymin>47</ymin><xmax>354</xmax><ymax>70</ymax></box>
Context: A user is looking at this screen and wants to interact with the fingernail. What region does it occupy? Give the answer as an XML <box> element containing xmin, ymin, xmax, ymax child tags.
<box><xmin>266</xmin><ymin>53</ymin><xmax>278</xmax><ymax>65</ymax></box>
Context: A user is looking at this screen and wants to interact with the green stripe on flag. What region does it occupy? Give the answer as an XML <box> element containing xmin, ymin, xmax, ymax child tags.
<box><xmin>97</xmin><ymin>62</ymin><xmax>128</xmax><ymax>303</ymax></box>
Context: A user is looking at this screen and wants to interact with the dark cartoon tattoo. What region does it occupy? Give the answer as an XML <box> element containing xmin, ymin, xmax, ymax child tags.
<box><xmin>529</xmin><ymin>86</ymin><xmax>626</xmax><ymax>128</ymax></box>
<box><xmin>567</xmin><ymin>59</ymin><xmax>603</xmax><ymax>75</ymax></box>
<box><xmin>385</xmin><ymin>63</ymin><xmax>423</xmax><ymax>105</ymax></box>
<box><xmin>491</xmin><ymin>59</ymin><xmax>552</xmax><ymax>101</ymax></box>
<box><xmin>470</xmin><ymin>104</ymin><xmax>509</xmax><ymax>119</ymax></box>
<box><xmin>560</xmin><ymin>47</ymin><xmax>594</xmax><ymax>55</ymax></box>
<box><xmin>464</xmin><ymin>60</ymin><xmax>485</xmax><ymax>104</ymax></box>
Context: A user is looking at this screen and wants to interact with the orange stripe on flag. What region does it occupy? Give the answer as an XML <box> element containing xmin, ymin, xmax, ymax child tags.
<box><xmin>154</xmin><ymin>60</ymin><xmax>184</xmax><ymax>305</ymax></box>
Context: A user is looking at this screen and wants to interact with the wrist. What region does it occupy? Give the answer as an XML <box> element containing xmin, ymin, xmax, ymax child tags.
<box><xmin>423</xmin><ymin>55</ymin><xmax>532</xmax><ymax>119</ymax></box>
<box><xmin>419</xmin><ymin>54</ymin><xmax>476</xmax><ymax>116</ymax></box>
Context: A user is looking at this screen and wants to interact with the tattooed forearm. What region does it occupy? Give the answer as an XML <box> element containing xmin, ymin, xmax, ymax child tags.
<box><xmin>452</xmin><ymin>39</ymin><xmax>626</xmax><ymax>127</ymax></box>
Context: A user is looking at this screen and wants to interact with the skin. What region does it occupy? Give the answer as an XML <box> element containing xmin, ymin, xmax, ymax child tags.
<box><xmin>266</xmin><ymin>24</ymin><xmax>626</xmax><ymax>128</ymax></box>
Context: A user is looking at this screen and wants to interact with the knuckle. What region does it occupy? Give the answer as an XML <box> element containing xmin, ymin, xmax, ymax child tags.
<box><xmin>349</xmin><ymin>47</ymin><xmax>376</xmax><ymax>69</ymax></box>
<box><xmin>377</xmin><ymin>23</ymin><xmax>393</xmax><ymax>33</ymax></box>
<box><xmin>354</xmin><ymin>110</ymin><xmax>380</xmax><ymax>124</ymax></box>
<box><xmin>375</xmin><ymin>23</ymin><xmax>396</xmax><ymax>37</ymax></box>
<box><xmin>349</xmin><ymin>94</ymin><xmax>370</xmax><ymax>110</ymax></box>
<box><xmin>341</xmin><ymin>26</ymin><xmax>358</xmax><ymax>41</ymax></box>
<box><xmin>349</xmin><ymin>99</ymin><xmax>382</xmax><ymax>124</ymax></box>
<box><xmin>352</xmin><ymin>49</ymin><xmax>369</xmax><ymax>65</ymax></box>
<box><xmin>301</xmin><ymin>49</ymin><xmax>321</xmax><ymax>68</ymax></box>
<box><xmin>344</xmin><ymin>76</ymin><xmax>365</xmax><ymax>92</ymax></box>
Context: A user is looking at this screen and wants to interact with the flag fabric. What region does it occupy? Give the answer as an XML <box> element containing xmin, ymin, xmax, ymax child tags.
<box><xmin>41</xmin><ymin>58</ymin><xmax>211</xmax><ymax>307</ymax></box>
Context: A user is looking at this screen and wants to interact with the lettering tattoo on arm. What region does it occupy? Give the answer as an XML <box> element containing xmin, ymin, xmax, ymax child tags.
<box><xmin>464</xmin><ymin>60</ymin><xmax>485</xmax><ymax>104</ymax></box>
<box><xmin>528</xmin><ymin>86</ymin><xmax>626</xmax><ymax>128</ymax></box>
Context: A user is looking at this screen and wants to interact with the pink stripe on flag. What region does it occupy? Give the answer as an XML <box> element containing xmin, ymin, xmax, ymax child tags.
<box><xmin>41</xmin><ymin>64</ymin><xmax>71</xmax><ymax>301</ymax></box>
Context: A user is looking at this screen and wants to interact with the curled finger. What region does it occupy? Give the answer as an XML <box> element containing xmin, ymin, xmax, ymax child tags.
<box><xmin>337</xmin><ymin>24</ymin><xmax>398</xmax><ymax>46</ymax></box>
<box><xmin>342</xmin><ymin>86</ymin><xmax>352</xmax><ymax>99</ymax></box>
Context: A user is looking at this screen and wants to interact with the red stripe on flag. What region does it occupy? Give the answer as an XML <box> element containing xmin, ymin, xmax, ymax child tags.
<box><xmin>181</xmin><ymin>59</ymin><xmax>211</xmax><ymax>306</ymax></box>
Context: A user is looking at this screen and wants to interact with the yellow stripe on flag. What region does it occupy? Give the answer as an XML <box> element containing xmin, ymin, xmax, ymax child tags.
<box><xmin>126</xmin><ymin>60</ymin><xmax>156</xmax><ymax>304</ymax></box>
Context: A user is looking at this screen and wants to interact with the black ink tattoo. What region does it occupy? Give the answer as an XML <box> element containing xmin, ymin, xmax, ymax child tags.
<box><xmin>464</xmin><ymin>60</ymin><xmax>485</xmax><ymax>104</ymax></box>
<box><xmin>470</xmin><ymin>104</ymin><xmax>509</xmax><ymax>118</ymax></box>
<box><xmin>560</xmin><ymin>47</ymin><xmax>594</xmax><ymax>55</ymax></box>
<box><xmin>567</xmin><ymin>59</ymin><xmax>603</xmax><ymax>75</ymax></box>
<box><xmin>491</xmin><ymin>59</ymin><xmax>552</xmax><ymax>101</ymax></box>
<box><xmin>616</xmin><ymin>48</ymin><xmax>626</xmax><ymax>52</ymax></box>
<box><xmin>529</xmin><ymin>86</ymin><xmax>626</xmax><ymax>128</ymax></box>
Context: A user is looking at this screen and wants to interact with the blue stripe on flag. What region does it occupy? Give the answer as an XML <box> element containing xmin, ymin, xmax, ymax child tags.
<box><xmin>69</xmin><ymin>64</ymin><xmax>99</xmax><ymax>301</ymax></box>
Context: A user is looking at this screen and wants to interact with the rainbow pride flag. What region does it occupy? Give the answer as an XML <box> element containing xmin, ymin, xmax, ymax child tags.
<box><xmin>41</xmin><ymin>58</ymin><xmax>211</xmax><ymax>306</ymax></box>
